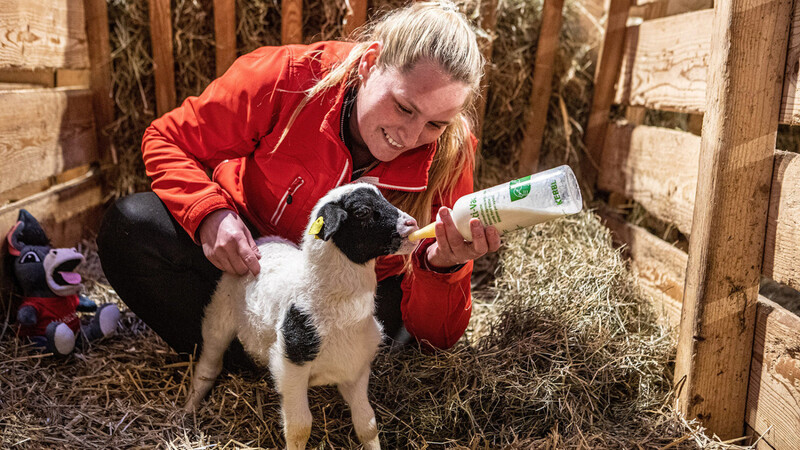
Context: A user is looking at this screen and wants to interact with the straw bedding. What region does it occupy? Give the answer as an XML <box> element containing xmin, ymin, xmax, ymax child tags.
<box><xmin>0</xmin><ymin>0</ymin><xmax>761</xmax><ymax>448</ymax></box>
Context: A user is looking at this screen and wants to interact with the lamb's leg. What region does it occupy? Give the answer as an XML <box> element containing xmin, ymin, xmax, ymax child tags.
<box><xmin>275</xmin><ymin>362</ymin><xmax>313</xmax><ymax>450</ymax></box>
<box><xmin>338</xmin><ymin>365</ymin><xmax>380</xmax><ymax>450</ymax></box>
<box><xmin>185</xmin><ymin>295</ymin><xmax>237</xmax><ymax>411</ymax></box>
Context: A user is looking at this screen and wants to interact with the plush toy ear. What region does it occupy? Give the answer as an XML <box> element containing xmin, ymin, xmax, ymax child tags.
<box><xmin>14</xmin><ymin>209</ymin><xmax>49</xmax><ymax>247</ymax></box>
<box><xmin>6</xmin><ymin>221</ymin><xmax>22</xmax><ymax>256</ymax></box>
<box><xmin>317</xmin><ymin>203</ymin><xmax>348</xmax><ymax>241</ymax></box>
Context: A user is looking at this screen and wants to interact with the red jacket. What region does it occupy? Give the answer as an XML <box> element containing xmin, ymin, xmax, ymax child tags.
<box><xmin>142</xmin><ymin>41</ymin><xmax>474</xmax><ymax>349</ymax></box>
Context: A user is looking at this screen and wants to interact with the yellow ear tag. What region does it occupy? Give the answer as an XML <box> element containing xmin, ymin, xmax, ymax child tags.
<box><xmin>308</xmin><ymin>216</ymin><xmax>324</xmax><ymax>239</ymax></box>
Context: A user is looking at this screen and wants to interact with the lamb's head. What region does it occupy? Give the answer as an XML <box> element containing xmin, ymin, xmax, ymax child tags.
<box><xmin>305</xmin><ymin>183</ymin><xmax>419</xmax><ymax>264</ymax></box>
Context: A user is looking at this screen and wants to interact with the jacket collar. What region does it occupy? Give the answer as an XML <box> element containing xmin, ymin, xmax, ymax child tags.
<box><xmin>319</xmin><ymin>78</ymin><xmax>437</xmax><ymax>192</ymax></box>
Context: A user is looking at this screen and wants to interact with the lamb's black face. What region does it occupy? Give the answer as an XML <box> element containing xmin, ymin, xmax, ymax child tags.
<box><xmin>317</xmin><ymin>186</ymin><xmax>417</xmax><ymax>264</ymax></box>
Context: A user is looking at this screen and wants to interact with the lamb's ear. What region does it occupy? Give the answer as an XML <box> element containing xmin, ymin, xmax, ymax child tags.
<box><xmin>318</xmin><ymin>203</ymin><xmax>348</xmax><ymax>241</ymax></box>
<box><xmin>14</xmin><ymin>209</ymin><xmax>49</xmax><ymax>247</ymax></box>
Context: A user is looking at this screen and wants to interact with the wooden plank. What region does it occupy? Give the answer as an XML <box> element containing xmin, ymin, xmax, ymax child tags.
<box><xmin>84</xmin><ymin>0</ymin><xmax>116</xmax><ymax>164</ymax></box>
<box><xmin>213</xmin><ymin>0</ymin><xmax>236</xmax><ymax>77</ymax></box>
<box><xmin>629</xmin><ymin>0</ymin><xmax>713</xmax><ymax>19</ymax></box>
<box><xmin>599</xmin><ymin>207</ymin><xmax>686</xmax><ymax>328</ymax></box>
<box><xmin>518</xmin><ymin>0</ymin><xmax>565</xmax><ymax>175</ymax></box>
<box><xmin>281</xmin><ymin>0</ymin><xmax>303</xmax><ymax>45</ymax></box>
<box><xmin>616</xmin><ymin>7</ymin><xmax>800</xmax><ymax>125</ymax></box>
<box><xmin>55</xmin><ymin>69</ymin><xmax>90</xmax><ymax>87</ymax></box>
<box><xmin>781</xmin><ymin>1</ymin><xmax>800</xmax><ymax>125</ymax></box>
<box><xmin>745</xmin><ymin>424</ymin><xmax>777</xmax><ymax>449</ymax></box>
<box><xmin>763</xmin><ymin>151</ymin><xmax>800</xmax><ymax>292</ymax></box>
<box><xmin>343</xmin><ymin>0</ymin><xmax>367</xmax><ymax>37</ymax></box>
<box><xmin>148</xmin><ymin>0</ymin><xmax>176</xmax><ymax>117</ymax></box>
<box><xmin>475</xmin><ymin>0</ymin><xmax>498</xmax><ymax>141</ymax></box>
<box><xmin>582</xmin><ymin>0</ymin><xmax>632</xmax><ymax>188</ymax></box>
<box><xmin>746</xmin><ymin>297</ymin><xmax>800</xmax><ymax>450</ymax></box>
<box><xmin>0</xmin><ymin>0</ymin><xmax>90</xmax><ymax>70</ymax></box>
<box><xmin>0</xmin><ymin>68</ymin><xmax>55</xmax><ymax>86</ymax></box>
<box><xmin>615</xmin><ymin>9</ymin><xmax>713</xmax><ymax>114</ymax></box>
<box><xmin>0</xmin><ymin>170</ymin><xmax>103</xmax><ymax>247</ymax></box>
<box><xmin>598</xmin><ymin>122</ymin><xmax>700</xmax><ymax>235</ymax></box>
<box><xmin>674</xmin><ymin>0</ymin><xmax>793</xmax><ymax>439</ymax></box>
<box><xmin>0</xmin><ymin>88</ymin><xmax>98</xmax><ymax>198</ymax></box>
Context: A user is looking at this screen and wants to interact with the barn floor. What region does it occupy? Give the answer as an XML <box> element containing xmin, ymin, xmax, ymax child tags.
<box><xmin>0</xmin><ymin>211</ymin><xmax>757</xmax><ymax>449</ymax></box>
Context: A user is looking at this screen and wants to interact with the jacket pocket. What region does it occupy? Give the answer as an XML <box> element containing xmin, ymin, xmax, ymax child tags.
<box><xmin>270</xmin><ymin>176</ymin><xmax>305</xmax><ymax>227</ymax></box>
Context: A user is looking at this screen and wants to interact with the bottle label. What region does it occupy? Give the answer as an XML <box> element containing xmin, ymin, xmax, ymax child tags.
<box><xmin>509</xmin><ymin>175</ymin><xmax>531</xmax><ymax>202</ymax></box>
<box><xmin>550</xmin><ymin>180</ymin><xmax>563</xmax><ymax>205</ymax></box>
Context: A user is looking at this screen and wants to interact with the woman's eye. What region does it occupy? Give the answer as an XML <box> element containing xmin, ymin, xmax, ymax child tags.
<box><xmin>397</xmin><ymin>103</ymin><xmax>412</xmax><ymax>115</ymax></box>
<box><xmin>428</xmin><ymin>122</ymin><xmax>445</xmax><ymax>130</ymax></box>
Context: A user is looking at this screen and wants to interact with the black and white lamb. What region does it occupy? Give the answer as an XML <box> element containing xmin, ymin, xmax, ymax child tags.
<box><xmin>185</xmin><ymin>183</ymin><xmax>419</xmax><ymax>450</ymax></box>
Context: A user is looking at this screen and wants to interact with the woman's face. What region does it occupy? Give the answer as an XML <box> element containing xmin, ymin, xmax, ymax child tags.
<box><xmin>352</xmin><ymin>47</ymin><xmax>471</xmax><ymax>162</ymax></box>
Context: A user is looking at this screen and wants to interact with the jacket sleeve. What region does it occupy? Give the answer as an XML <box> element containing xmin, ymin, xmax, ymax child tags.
<box><xmin>141</xmin><ymin>46</ymin><xmax>292</xmax><ymax>239</ymax></box>
<box><xmin>399</xmin><ymin>136</ymin><xmax>477</xmax><ymax>350</ymax></box>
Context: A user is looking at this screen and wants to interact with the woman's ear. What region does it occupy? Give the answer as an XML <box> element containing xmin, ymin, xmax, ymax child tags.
<box><xmin>357</xmin><ymin>42</ymin><xmax>382</xmax><ymax>81</ymax></box>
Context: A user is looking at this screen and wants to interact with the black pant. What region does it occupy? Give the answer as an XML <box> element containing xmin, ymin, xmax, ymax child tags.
<box><xmin>96</xmin><ymin>192</ymin><xmax>406</xmax><ymax>370</ymax></box>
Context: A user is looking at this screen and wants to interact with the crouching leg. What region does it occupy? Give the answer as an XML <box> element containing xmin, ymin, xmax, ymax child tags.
<box><xmin>338</xmin><ymin>366</ymin><xmax>380</xmax><ymax>450</ymax></box>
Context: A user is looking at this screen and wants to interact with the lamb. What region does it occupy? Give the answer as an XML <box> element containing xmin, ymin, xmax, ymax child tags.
<box><xmin>185</xmin><ymin>183</ymin><xmax>419</xmax><ymax>450</ymax></box>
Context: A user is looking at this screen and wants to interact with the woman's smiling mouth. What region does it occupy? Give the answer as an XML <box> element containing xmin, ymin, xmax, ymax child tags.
<box><xmin>382</xmin><ymin>129</ymin><xmax>404</xmax><ymax>149</ymax></box>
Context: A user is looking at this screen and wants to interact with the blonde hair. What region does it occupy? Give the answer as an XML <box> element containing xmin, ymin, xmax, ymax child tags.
<box><xmin>282</xmin><ymin>1</ymin><xmax>483</xmax><ymax>226</ymax></box>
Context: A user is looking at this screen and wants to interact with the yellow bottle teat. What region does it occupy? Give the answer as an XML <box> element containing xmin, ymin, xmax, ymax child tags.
<box><xmin>408</xmin><ymin>222</ymin><xmax>437</xmax><ymax>242</ymax></box>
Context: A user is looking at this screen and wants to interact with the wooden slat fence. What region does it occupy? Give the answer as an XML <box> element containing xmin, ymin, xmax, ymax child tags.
<box><xmin>587</xmin><ymin>0</ymin><xmax>800</xmax><ymax>444</ymax></box>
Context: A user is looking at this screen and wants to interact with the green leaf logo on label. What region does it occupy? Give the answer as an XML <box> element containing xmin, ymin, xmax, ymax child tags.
<box><xmin>509</xmin><ymin>175</ymin><xmax>531</xmax><ymax>202</ymax></box>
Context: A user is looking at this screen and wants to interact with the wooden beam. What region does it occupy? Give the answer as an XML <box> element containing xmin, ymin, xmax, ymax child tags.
<box><xmin>781</xmin><ymin>1</ymin><xmax>800</xmax><ymax>125</ymax></box>
<box><xmin>281</xmin><ymin>0</ymin><xmax>303</xmax><ymax>45</ymax></box>
<box><xmin>629</xmin><ymin>0</ymin><xmax>713</xmax><ymax>19</ymax></box>
<box><xmin>582</xmin><ymin>0</ymin><xmax>631</xmax><ymax>188</ymax></box>
<box><xmin>475</xmin><ymin>0</ymin><xmax>498</xmax><ymax>141</ymax></box>
<box><xmin>343</xmin><ymin>0</ymin><xmax>367</xmax><ymax>37</ymax></box>
<box><xmin>599</xmin><ymin>207</ymin><xmax>686</xmax><ymax>328</ymax></box>
<box><xmin>598</xmin><ymin>122</ymin><xmax>700</xmax><ymax>236</ymax></box>
<box><xmin>0</xmin><ymin>0</ymin><xmax>90</xmax><ymax>70</ymax></box>
<box><xmin>674</xmin><ymin>0</ymin><xmax>793</xmax><ymax>438</ymax></box>
<box><xmin>746</xmin><ymin>297</ymin><xmax>800</xmax><ymax>450</ymax></box>
<box><xmin>213</xmin><ymin>0</ymin><xmax>237</xmax><ymax>78</ymax></box>
<box><xmin>518</xmin><ymin>0</ymin><xmax>565</xmax><ymax>175</ymax></box>
<box><xmin>0</xmin><ymin>88</ymin><xmax>98</xmax><ymax>198</ymax></box>
<box><xmin>148</xmin><ymin>0</ymin><xmax>176</xmax><ymax>117</ymax></box>
<box><xmin>763</xmin><ymin>151</ymin><xmax>800</xmax><ymax>292</ymax></box>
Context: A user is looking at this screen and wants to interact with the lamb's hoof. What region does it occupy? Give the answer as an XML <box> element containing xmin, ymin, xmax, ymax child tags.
<box><xmin>45</xmin><ymin>322</ymin><xmax>76</xmax><ymax>356</ymax></box>
<box><xmin>362</xmin><ymin>437</ymin><xmax>381</xmax><ymax>450</ymax></box>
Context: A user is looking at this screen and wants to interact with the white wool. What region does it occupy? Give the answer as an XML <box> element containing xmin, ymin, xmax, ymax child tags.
<box><xmin>186</xmin><ymin>183</ymin><xmax>417</xmax><ymax>450</ymax></box>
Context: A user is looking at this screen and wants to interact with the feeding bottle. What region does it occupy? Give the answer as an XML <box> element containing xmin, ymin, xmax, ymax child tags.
<box><xmin>408</xmin><ymin>165</ymin><xmax>583</xmax><ymax>242</ymax></box>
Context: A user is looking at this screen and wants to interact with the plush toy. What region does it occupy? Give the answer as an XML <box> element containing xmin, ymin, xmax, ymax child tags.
<box><xmin>5</xmin><ymin>209</ymin><xmax>120</xmax><ymax>356</ymax></box>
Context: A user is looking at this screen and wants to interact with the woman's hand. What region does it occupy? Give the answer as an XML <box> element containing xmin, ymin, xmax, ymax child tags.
<box><xmin>425</xmin><ymin>206</ymin><xmax>502</xmax><ymax>269</ymax></box>
<box><xmin>198</xmin><ymin>209</ymin><xmax>261</xmax><ymax>276</ymax></box>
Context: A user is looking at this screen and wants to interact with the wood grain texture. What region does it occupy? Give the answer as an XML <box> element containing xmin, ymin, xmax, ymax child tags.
<box><xmin>148</xmin><ymin>0</ymin><xmax>176</xmax><ymax>117</ymax></box>
<box><xmin>582</xmin><ymin>0</ymin><xmax>632</xmax><ymax>188</ymax></box>
<box><xmin>0</xmin><ymin>88</ymin><xmax>97</xmax><ymax>199</ymax></box>
<box><xmin>343</xmin><ymin>0</ymin><xmax>367</xmax><ymax>37</ymax></box>
<box><xmin>0</xmin><ymin>170</ymin><xmax>103</xmax><ymax>247</ymax></box>
<box><xmin>598</xmin><ymin>122</ymin><xmax>700</xmax><ymax>236</ymax></box>
<box><xmin>762</xmin><ymin>151</ymin><xmax>800</xmax><ymax>292</ymax></box>
<box><xmin>615</xmin><ymin>9</ymin><xmax>713</xmax><ymax>114</ymax></box>
<box><xmin>475</xmin><ymin>0</ymin><xmax>498</xmax><ymax>141</ymax></box>
<box><xmin>0</xmin><ymin>0</ymin><xmax>89</xmax><ymax>70</ymax></box>
<box><xmin>518</xmin><ymin>0</ymin><xmax>564</xmax><ymax>175</ymax></box>
<box><xmin>746</xmin><ymin>297</ymin><xmax>800</xmax><ymax>450</ymax></box>
<box><xmin>674</xmin><ymin>0</ymin><xmax>794</xmax><ymax>439</ymax></box>
<box><xmin>781</xmin><ymin>1</ymin><xmax>800</xmax><ymax>125</ymax></box>
<box><xmin>599</xmin><ymin>207</ymin><xmax>686</xmax><ymax>329</ymax></box>
<box><xmin>84</xmin><ymin>0</ymin><xmax>115</xmax><ymax>163</ymax></box>
<box><xmin>213</xmin><ymin>0</ymin><xmax>236</xmax><ymax>77</ymax></box>
<box><xmin>281</xmin><ymin>0</ymin><xmax>303</xmax><ymax>45</ymax></box>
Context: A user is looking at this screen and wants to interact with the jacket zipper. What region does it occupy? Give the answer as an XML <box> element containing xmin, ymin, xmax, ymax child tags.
<box><xmin>270</xmin><ymin>176</ymin><xmax>305</xmax><ymax>226</ymax></box>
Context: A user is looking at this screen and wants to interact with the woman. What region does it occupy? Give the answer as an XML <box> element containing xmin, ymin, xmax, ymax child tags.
<box><xmin>97</xmin><ymin>1</ymin><xmax>501</xmax><ymax>366</ymax></box>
